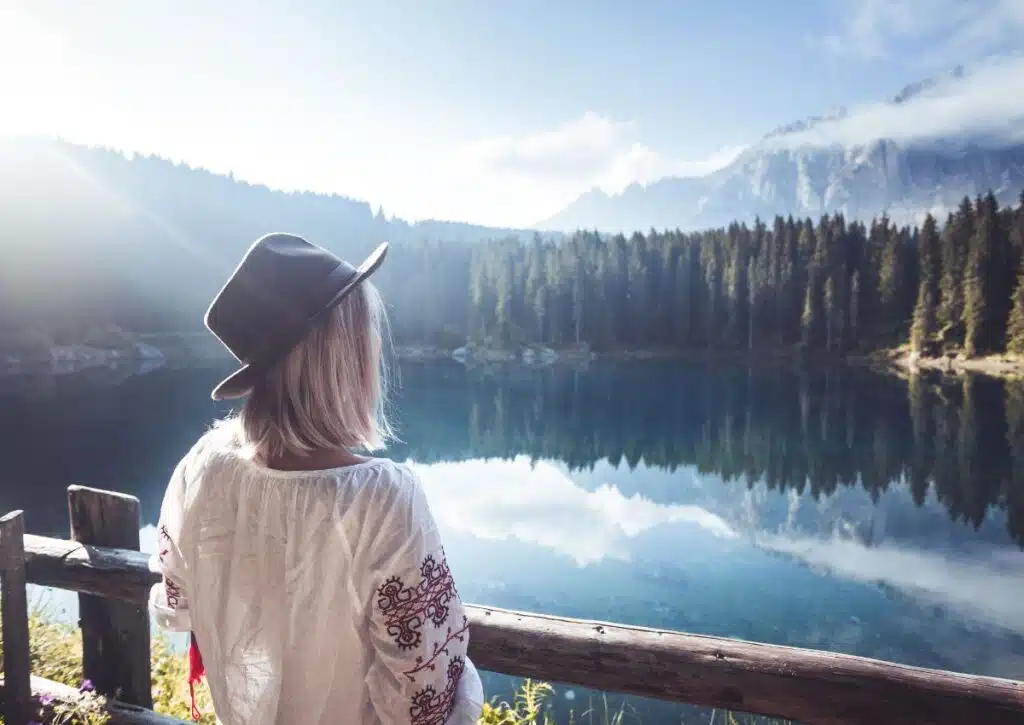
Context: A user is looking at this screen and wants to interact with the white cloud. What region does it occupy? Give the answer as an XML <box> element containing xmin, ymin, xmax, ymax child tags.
<box><xmin>407</xmin><ymin>456</ymin><xmax>736</xmax><ymax>567</ymax></box>
<box><xmin>440</xmin><ymin>113</ymin><xmax>744</xmax><ymax>225</ymax></box>
<box><xmin>824</xmin><ymin>0</ymin><xmax>1024</xmax><ymax>61</ymax></box>
<box><xmin>459</xmin><ymin>112</ymin><xmax>743</xmax><ymax>193</ymax></box>
<box><xmin>765</xmin><ymin>55</ymin><xmax>1024</xmax><ymax>150</ymax></box>
<box><xmin>758</xmin><ymin>533</ymin><xmax>1024</xmax><ymax>634</ymax></box>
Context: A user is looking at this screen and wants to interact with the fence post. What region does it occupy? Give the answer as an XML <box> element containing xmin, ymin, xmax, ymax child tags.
<box><xmin>0</xmin><ymin>510</ymin><xmax>33</xmax><ymax>725</ymax></box>
<box><xmin>68</xmin><ymin>486</ymin><xmax>153</xmax><ymax>708</ymax></box>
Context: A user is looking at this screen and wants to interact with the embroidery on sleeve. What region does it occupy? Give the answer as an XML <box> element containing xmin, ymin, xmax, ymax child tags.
<box><xmin>158</xmin><ymin>524</ymin><xmax>171</xmax><ymax>565</ymax></box>
<box><xmin>375</xmin><ymin>551</ymin><xmax>469</xmax><ymax>680</ymax></box>
<box><xmin>164</xmin><ymin>577</ymin><xmax>183</xmax><ymax>610</ymax></box>
<box><xmin>409</xmin><ymin>656</ymin><xmax>465</xmax><ymax>725</ymax></box>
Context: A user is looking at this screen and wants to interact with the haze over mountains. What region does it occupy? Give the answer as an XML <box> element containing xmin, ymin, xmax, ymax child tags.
<box><xmin>0</xmin><ymin>138</ymin><xmax>552</xmax><ymax>338</ymax></box>
<box><xmin>543</xmin><ymin>63</ymin><xmax>1024</xmax><ymax>233</ymax></box>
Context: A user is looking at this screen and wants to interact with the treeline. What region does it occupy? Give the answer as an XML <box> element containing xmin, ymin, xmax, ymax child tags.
<box><xmin>427</xmin><ymin>190</ymin><xmax>1024</xmax><ymax>354</ymax></box>
<box><xmin>4</xmin><ymin>135</ymin><xmax>1024</xmax><ymax>359</ymax></box>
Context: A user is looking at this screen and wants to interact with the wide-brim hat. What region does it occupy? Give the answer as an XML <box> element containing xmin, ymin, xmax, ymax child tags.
<box><xmin>204</xmin><ymin>233</ymin><xmax>388</xmax><ymax>401</ymax></box>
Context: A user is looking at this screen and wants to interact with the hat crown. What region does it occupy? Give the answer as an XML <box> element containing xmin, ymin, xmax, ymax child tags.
<box><xmin>205</xmin><ymin>233</ymin><xmax>354</xmax><ymax>365</ymax></box>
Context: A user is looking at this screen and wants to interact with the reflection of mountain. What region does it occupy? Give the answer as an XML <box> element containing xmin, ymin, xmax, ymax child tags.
<box><xmin>407</xmin><ymin>454</ymin><xmax>1024</xmax><ymax>681</ymax></box>
<box><xmin>410</xmin><ymin>456</ymin><xmax>736</xmax><ymax>566</ymax></box>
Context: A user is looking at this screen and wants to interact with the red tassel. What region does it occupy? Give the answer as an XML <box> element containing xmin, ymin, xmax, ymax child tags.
<box><xmin>188</xmin><ymin>631</ymin><xmax>205</xmax><ymax>721</ymax></box>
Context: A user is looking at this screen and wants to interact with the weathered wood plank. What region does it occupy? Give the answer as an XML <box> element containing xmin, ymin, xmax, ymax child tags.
<box><xmin>0</xmin><ymin>511</ymin><xmax>32</xmax><ymax>725</ymax></box>
<box><xmin>18</xmin><ymin>532</ymin><xmax>1024</xmax><ymax>725</ymax></box>
<box><xmin>24</xmin><ymin>533</ymin><xmax>154</xmax><ymax>603</ymax></box>
<box><xmin>465</xmin><ymin>606</ymin><xmax>1024</xmax><ymax>725</ymax></box>
<box><xmin>68</xmin><ymin>486</ymin><xmax>153</xmax><ymax>708</ymax></box>
<box><xmin>0</xmin><ymin>675</ymin><xmax>189</xmax><ymax>725</ymax></box>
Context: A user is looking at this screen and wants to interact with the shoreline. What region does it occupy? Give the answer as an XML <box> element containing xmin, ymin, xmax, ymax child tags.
<box><xmin>864</xmin><ymin>346</ymin><xmax>1024</xmax><ymax>381</ymax></box>
<box><xmin>6</xmin><ymin>334</ymin><xmax>1024</xmax><ymax>382</ymax></box>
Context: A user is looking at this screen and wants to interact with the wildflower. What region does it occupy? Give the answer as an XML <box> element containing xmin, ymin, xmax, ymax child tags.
<box><xmin>39</xmin><ymin>693</ymin><xmax>54</xmax><ymax>706</ymax></box>
<box><xmin>79</xmin><ymin>679</ymin><xmax>95</xmax><ymax>693</ymax></box>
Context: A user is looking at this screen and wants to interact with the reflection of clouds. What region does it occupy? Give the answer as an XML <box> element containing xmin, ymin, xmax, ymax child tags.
<box><xmin>758</xmin><ymin>534</ymin><xmax>1024</xmax><ymax>634</ymax></box>
<box><xmin>409</xmin><ymin>456</ymin><xmax>735</xmax><ymax>566</ymax></box>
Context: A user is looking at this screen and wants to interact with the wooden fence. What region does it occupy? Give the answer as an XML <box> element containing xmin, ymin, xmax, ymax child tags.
<box><xmin>1</xmin><ymin>486</ymin><xmax>1023</xmax><ymax>725</ymax></box>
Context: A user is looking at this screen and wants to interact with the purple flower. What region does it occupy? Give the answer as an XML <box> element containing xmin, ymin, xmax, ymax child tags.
<box><xmin>39</xmin><ymin>693</ymin><xmax>54</xmax><ymax>706</ymax></box>
<box><xmin>79</xmin><ymin>679</ymin><xmax>94</xmax><ymax>693</ymax></box>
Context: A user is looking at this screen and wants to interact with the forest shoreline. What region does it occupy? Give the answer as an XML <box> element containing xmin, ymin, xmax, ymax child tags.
<box><xmin>863</xmin><ymin>345</ymin><xmax>1024</xmax><ymax>380</ymax></box>
<box><xmin>6</xmin><ymin>333</ymin><xmax>1024</xmax><ymax>382</ymax></box>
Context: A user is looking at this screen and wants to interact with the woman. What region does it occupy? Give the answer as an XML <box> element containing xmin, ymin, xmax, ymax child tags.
<box><xmin>148</xmin><ymin>233</ymin><xmax>484</xmax><ymax>725</ymax></box>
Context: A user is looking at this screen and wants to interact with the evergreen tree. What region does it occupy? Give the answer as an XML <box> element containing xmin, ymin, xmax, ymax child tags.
<box><xmin>937</xmin><ymin>198</ymin><xmax>974</xmax><ymax>345</ymax></box>
<box><xmin>964</xmin><ymin>195</ymin><xmax>998</xmax><ymax>356</ymax></box>
<box><xmin>911</xmin><ymin>214</ymin><xmax>940</xmax><ymax>353</ymax></box>
<box><xmin>1007</xmin><ymin>262</ymin><xmax>1024</xmax><ymax>354</ymax></box>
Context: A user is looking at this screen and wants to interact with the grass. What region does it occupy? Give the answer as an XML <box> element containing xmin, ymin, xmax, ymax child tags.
<box><xmin>1</xmin><ymin>610</ymin><xmax>790</xmax><ymax>725</ymax></box>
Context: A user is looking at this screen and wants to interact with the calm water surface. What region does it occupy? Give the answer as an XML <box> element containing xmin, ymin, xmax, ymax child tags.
<box><xmin>2</xmin><ymin>359</ymin><xmax>1023</xmax><ymax>723</ymax></box>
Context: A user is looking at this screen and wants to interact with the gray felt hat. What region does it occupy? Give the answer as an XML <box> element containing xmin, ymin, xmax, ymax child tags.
<box><xmin>204</xmin><ymin>233</ymin><xmax>388</xmax><ymax>401</ymax></box>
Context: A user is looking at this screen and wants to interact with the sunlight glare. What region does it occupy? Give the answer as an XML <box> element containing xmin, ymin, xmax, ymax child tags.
<box><xmin>0</xmin><ymin>4</ymin><xmax>73</xmax><ymax>137</ymax></box>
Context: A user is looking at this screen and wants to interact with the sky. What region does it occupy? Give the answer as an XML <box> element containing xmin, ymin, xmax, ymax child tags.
<box><xmin>1</xmin><ymin>0</ymin><xmax>1023</xmax><ymax>228</ymax></box>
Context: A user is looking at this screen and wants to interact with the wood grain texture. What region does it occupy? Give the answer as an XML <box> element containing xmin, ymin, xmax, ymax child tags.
<box><xmin>23</xmin><ymin>533</ymin><xmax>155</xmax><ymax>603</ymax></box>
<box><xmin>0</xmin><ymin>511</ymin><xmax>32</xmax><ymax>725</ymax></box>
<box><xmin>465</xmin><ymin>606</ymin><xmax>1024</xmax><ymax>725</ymax></box>
<box><xmin>17</xmin><ymin>531</ymin><xmax>1024</xmax><ymax>725</ymax></box>
<box><xmin>68</xmin><ymin>486</ymin><xmax>153</xmax><ymax>709</ymax></box>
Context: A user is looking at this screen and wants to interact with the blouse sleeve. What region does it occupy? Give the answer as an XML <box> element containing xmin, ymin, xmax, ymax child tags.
<box><xmin>148</xmin><ymin>452</ymin><xmax>193</xmax><ymax>633</ymax></box>
<box><xmin>360</xmin><ymin>466</ymin><xmax>480</xmax><ymax>725</ymax></box>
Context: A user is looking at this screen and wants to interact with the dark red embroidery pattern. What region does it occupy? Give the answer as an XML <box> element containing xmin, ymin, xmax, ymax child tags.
<box><xmin>158</xmin><ymin>524</ymin><xmax>171</xmax><ymax>565</ymax></box>
<box><xmin>402</xmin><ymin>614</ymin><xmax>469</xmax><ymax>681</ymax></box>
<box><xmin>409</xmin><ymin>656</ymin><xmax>465</xmax><ymax>725</ymax></box>
<box><xmin>376</xmin><ymin>552</ymin><xmax>459</xmax><ymax>652</ymax></box>
<box><xmin>164</xmin><ymin>577</ymin><xmax>182</xmax><ymax>610</ymax></box>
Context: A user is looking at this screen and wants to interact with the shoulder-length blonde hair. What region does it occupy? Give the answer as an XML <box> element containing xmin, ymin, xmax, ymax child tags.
<box><xmin>234</xmin><ymin>280</ymin><xmax>394</xmax><ymax>462</ymax></box>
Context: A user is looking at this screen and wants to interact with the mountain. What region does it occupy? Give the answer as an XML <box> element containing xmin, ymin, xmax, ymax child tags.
<box><xmin>543</xmin><ymin>67</ymin><xmax>1024</xmax><ymax>232</ymax></box>
<box><xmin>0</xmin><ymin>138</ymin><xmax>556</xmax><ymax>339</ymax></box>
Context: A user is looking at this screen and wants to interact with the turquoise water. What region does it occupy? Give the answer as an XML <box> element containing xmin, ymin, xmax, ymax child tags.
<box><xmin>3</xmin><ymin>360</ymin><xmax>1023</xmax><ymax>723</ymax></box>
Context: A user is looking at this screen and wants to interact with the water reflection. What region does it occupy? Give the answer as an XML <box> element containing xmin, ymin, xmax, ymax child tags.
<box><xmin>411</xmin><ymin>456</ymin><xmax>735</xmax><ymax>566</ymax></box>
<box><xmin>3</xmin><ymin>359</ymin><xmax>1024</xmax><ymax>717</ymax></box>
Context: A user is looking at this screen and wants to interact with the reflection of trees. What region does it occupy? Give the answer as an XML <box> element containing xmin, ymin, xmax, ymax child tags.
<box><xmin>393</xmin><ymin>362</ymin><xmax>1024</xmax><ymax>546</ymax></box>
<box><xmin>2</xmin><ymin>360</ymin><xmax>1022</xmax><ymax>546</ymax></box>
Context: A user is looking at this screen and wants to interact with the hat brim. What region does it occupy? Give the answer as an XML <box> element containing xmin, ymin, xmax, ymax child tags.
<box><xmin>321</xmin><ymin>241</ymin><xmax>388</xmax><ymax>312</ymax></box>
<box><xmin>211</xmin><ymin>363</ymin><xmax>261</xmax><ymax>401</ymax></box>
<box><xmin>209</xmin><ymin>242</ymin><xmax>389</xmax><ymax>402</ymax></box>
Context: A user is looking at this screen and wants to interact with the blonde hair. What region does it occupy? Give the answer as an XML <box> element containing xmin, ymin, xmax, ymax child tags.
<box><xmin>235</xmin><ymin>280</ymin><xmax>394</xmax><ymax>462</ymax></box>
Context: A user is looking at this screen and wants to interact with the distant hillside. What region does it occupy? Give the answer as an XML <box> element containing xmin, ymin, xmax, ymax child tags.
<box><xmin>0</xmin><ymin>138</ymin><xmax>555</xmax><ymax>338</ymax></box>
<box><xmin>544</xmin><ymin>67</ymin><xmax>1024</xmax><ymax>233</ymax></box>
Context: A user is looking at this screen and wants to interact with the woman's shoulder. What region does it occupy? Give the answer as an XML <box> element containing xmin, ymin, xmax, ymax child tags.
<box><xmin>348</xmin><ymin>458</ymin><xmax>430</xmax><ymax>512</ymax></box>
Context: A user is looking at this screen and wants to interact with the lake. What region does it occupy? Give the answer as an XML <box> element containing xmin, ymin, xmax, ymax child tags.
<box><xmin>2</xmin><ymin>359</ymin><xmax>1023</xmax><ymax>724</ymax></box>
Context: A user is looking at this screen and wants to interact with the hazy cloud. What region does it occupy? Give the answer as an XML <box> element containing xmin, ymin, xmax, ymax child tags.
<box><xmin>459</xmin><ymin>112</ymin><xmax>744</xmax><ymax>196</ymax></box>
<box><xmin>758</xmin><ymin>533</ymin><xmax>1024</xmax><ymax>634</ymax></box>
<box><xmin>409</xmin><ymin>456</ymin><xmax>736</xmax><ymax>567</ymax></box>
<box><xmin>766</xmin><ymin>55</ymin><xmax>1024</xmax><ymax>150</ymax></box>
<box><xmin>824</xmin><ymin>0</ymin><xmax>1024</xmax><ymax>61</ymax></box>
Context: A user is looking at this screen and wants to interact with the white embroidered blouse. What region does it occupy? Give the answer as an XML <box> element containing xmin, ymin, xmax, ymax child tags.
<box><xmin>148</xmin><ymin>424</ymin><xmax>484</xmax><ymax>725</ymax></box>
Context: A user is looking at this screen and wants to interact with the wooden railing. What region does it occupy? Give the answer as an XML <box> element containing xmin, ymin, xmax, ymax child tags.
<box><xmin>2</xmin><ymin>486</ymin><xmax>1023</xmax><ymax>724</ymax></box>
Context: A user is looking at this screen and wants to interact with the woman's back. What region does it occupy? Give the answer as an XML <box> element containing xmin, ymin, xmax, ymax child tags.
<box><xmin>151</xmin><ymin>424</ymin><xmax>483</xmax><ymax>725</ymax></box>
<box><xmin>149</xmin><ymin>234</ymin><xmax>482</xmax><ymax>723</ymax></box>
